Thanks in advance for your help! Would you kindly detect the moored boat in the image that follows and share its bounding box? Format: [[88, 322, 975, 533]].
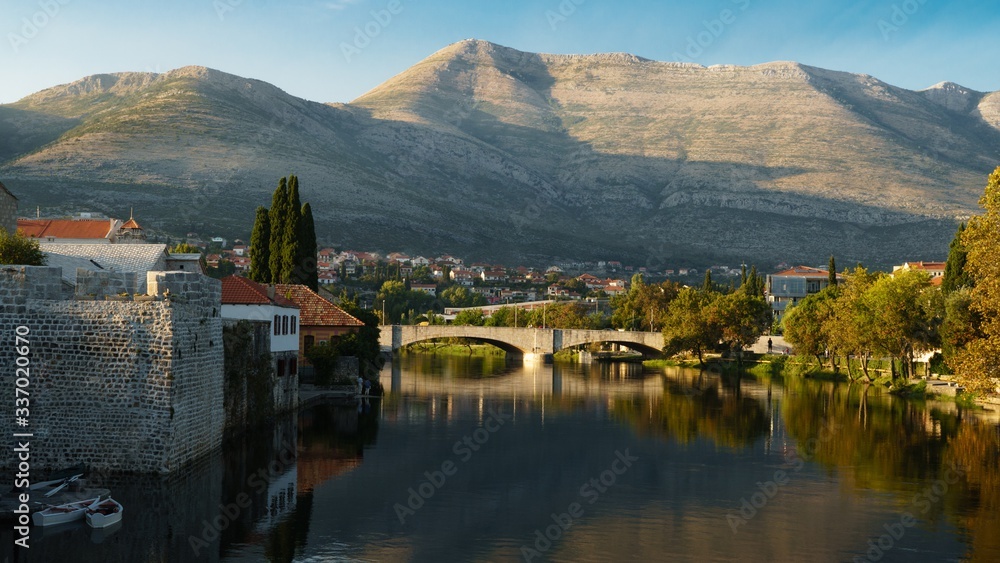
[[32, 497, 100, 527], [85, 498, 123, 529]]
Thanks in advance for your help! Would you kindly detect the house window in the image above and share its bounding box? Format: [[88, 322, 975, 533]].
[[291, 316, 297, 335], [273, 315, 280, 336], [305, 335, 315, 352], [283, 315, 289, 335], [277, 359, 285, 377], [290, 358, 297, 376]]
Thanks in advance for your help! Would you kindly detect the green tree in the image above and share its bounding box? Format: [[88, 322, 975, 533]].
[[863, 271, 940, 379], [828, 256, 838, 287], [336, 293, 383, 377], [712, 290, 771, 367], [268, 177, 289, 283], [454, 309, 487, 326], [440, 285, 487, 308], [941, 287, 977, 369], [297, 202, 318, 290], [702, 270, 714, 292], [281, 175, 302, 285], [781, 286, 839, 368], [662, 288, 721, 365], [170, 242, 200, 254], [954, 166, 1000, 392], [827, 267, 880, 381], [942, 223, 971, 294], [485, 306, 518, 327], [248, 206, 271, 283], [0, 230, 46, 265], [610, 274, 679, 331]]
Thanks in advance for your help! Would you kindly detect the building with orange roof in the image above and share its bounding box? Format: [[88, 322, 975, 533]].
[[18, 217, 121, 243], [221, 276, 302, 410], [892, 261, 946, 286], [273, 283, 364, 372]]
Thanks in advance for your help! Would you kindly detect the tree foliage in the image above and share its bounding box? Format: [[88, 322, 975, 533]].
[[610, 274, 680, 331], [713, 290, 771, 365], [268, 177, 289, 283], [781, 286, 838, 366], [297, 202, 318, 290], [942, 223, 971, 294], [440, 285, 487, 308], [0, 230, 46, 266], [281, 175, 303, 285], [954, 166, 1000, 392], [249, 206, 271, 283], [662, 287, 721, 364]]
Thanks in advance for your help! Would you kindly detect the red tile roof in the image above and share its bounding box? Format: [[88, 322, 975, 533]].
[[273, 284, 364, 327], [18, 219, 114, 240], [221, 276, 297, 307], [120, 218, 142, 230]]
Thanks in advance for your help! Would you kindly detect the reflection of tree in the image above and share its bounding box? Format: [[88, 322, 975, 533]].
[[947, 421, 1000, 560], [611, 378, 770, 449], [781, 379, 958, 491]]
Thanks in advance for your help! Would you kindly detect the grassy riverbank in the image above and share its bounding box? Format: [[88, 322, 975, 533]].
[[402, 343, 506, 356]]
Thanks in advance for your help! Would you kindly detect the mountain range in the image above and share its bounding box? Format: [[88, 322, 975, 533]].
[[2, 39, 999, 268]]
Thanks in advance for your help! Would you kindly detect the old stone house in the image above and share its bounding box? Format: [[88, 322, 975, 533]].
[[272, 284, 364, 370]]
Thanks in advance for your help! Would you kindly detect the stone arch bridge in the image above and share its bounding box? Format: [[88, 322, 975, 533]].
[[379, 325, 664, 361]]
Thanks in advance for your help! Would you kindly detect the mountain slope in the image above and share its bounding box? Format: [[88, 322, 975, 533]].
[[3, 40, 1000, 267]]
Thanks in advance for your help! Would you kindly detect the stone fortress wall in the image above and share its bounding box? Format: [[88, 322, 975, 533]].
[[0, 266, 225, 474]]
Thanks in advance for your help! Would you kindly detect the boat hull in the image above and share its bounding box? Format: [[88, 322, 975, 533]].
[[85, 499, 123, 529], [32, 497, 100, 527]]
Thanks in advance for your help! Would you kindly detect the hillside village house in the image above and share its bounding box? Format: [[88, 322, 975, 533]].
[[892, 261, 946, 286], [766, 265, 841, 321], [220, 276, 301, 378], [273, 284, 364, 372], [0, 180, 17, 234], [18, 210, 150, 244]]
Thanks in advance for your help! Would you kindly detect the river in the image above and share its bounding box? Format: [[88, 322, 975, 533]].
[[6, 354, 1000, 562]]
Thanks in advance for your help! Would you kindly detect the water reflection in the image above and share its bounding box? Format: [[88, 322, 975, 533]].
[[4, 356, 998, 562]]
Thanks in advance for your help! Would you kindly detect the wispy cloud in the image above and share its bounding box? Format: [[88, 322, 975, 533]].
[[322, 0, 364, 11]]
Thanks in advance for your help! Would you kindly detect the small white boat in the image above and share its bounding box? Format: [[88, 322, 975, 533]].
[[32, 496, 100, 527], [85, 498, 123, 528]]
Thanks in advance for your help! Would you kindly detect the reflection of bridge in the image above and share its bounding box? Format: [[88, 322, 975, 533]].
[[379, 325, 664, 361]]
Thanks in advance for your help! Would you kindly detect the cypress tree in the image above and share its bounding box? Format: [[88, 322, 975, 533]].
[[268, 177, 289, 283], [703, 270, 714, 292], [282, 175, 302, 284], [828, 255, 838, 287], [942, 223, 971, 294], [298, 202, 318, 290], [249, 206, 271, 283]]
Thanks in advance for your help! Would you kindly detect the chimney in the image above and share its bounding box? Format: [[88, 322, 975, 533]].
[[267, 285, 276, 301]]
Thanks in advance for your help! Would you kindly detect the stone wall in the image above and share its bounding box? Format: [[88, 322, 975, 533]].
[[0, 267, 224, 474]]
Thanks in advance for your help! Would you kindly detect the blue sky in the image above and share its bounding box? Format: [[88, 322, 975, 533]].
[[2, 0, 998, 104]]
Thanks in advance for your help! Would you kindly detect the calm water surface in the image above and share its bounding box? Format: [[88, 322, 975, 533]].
[[8, 354, 1000, 562]]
